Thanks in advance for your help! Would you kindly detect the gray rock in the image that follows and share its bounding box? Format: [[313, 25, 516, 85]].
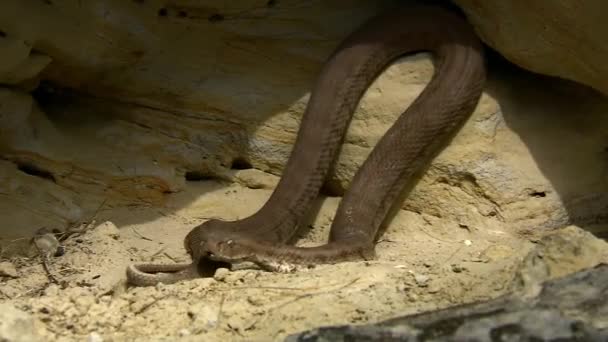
[[0, 304, 47, 342], [286, 264, 608, 341], [0, 261, 18, 278]]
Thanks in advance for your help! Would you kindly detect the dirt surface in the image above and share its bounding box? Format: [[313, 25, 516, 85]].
[[0, 177, 555, 341]]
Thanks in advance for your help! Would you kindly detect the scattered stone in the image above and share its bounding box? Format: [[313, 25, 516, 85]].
[[451, 264, 466, 273], [478, 244, 515, 262], [188, 303, 219, 330], [0, 261, 18, 278], [513, 225, 608, 295], [469, 257, 489, 263], [427, 285, 440, 294], [87, 332, 103, 342], [227, 169, 279, 190], [283, 229, 608, 341], [33, 230, 59, 258], [413, 274, 429, 287], [213, 268, 230, 282], [247, 294, 265, 306], [95, 221, 121, 239], [286, 264, 608, 341], [43, 284, 60, 297], [0, 303, 47, 342]]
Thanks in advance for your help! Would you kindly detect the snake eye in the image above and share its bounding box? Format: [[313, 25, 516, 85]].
[[226, 239, 234, 246]]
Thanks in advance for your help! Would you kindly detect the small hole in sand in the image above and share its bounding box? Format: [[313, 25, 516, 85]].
[[185, 171, 214, 181], [208, 13, 224, 22], [230, 157, 253, 170], [529, 191, 546, 198], [17, 162, 56, 183]]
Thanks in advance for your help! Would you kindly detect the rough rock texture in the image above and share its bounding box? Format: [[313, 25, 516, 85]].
[[1, 216, 606, 340], [286, 227, 608, 341], [0, 303, 48, 342], [285, 264, 608, 342], [454, 1, 608, 96]]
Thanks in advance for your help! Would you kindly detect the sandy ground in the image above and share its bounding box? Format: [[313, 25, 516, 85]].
[[1, 177, 604, 341]]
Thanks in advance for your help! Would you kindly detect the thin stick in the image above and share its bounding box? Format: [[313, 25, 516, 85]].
[[272, 277, 360, 311], [41, 256, 59, 284], [217, 293, 226, 328], [132, 227, 154, 241], [419, 225, 460, 244], [134, 294, 170, 315], [247, 277, 360, 329], [162, 252, 179, 263], [150, 246, 167, 258]]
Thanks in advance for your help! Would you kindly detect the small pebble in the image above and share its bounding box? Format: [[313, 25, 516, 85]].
[[397, 279, 414, 292], [43, 284, 60, 296], [427, 285, 440, 294], [34, 232, 59, 257], [96, 221, 120, 239], [470, 257, 488, 263], [414, 274, 430, 287], [451, 264, 466, 273], [99, 295, 112, 304], [463, 239, 472, 246], [213, 268, 230, 282], [0, 261, 18, 278], [88, 332, 103, 342], [54, 245, 66, 257], [155, 282, 167, 291], [247, 295, 265, 306]]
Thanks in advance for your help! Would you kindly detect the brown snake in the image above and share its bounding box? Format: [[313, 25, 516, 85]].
[[127, 4, 486, 286]]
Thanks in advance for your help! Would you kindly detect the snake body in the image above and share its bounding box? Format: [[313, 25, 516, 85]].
[[127, 4, 486, 286]]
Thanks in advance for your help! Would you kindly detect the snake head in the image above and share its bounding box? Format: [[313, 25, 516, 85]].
[[204, 235, 264, 263], [184, 219, 256, 263], [206, 238, 246, 260]]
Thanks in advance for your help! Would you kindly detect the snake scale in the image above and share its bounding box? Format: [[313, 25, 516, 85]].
[[127, 4, 486, 286]]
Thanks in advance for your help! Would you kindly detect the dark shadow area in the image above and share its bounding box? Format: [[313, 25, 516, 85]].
[[230, 157, 253, 170], [14, 0, 405, 237], [15, 161, 56, 183], [483, 48, 608, 238], [184, 171, 215, 182]]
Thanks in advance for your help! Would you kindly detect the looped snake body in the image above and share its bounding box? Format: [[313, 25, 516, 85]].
[[127, 4, 486, 286]]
